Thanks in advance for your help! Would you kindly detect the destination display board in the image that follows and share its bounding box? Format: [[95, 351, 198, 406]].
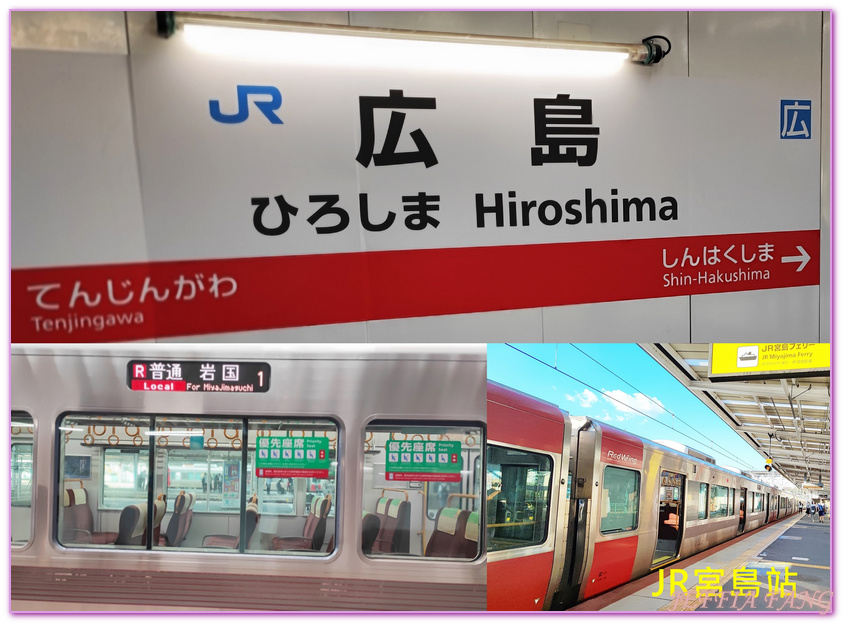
[[127, 360, 270, 392]]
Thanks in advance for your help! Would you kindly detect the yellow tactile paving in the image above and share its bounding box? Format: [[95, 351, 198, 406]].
[[658, 515, 804, 611]]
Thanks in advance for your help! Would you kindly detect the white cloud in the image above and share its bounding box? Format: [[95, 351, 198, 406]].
[[603, 389, 665, 417], [565, 388, 599, 409]]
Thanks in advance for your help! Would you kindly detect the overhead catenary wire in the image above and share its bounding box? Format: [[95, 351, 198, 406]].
[[505, 344, 759, 472], [571, 343, 758, 470]]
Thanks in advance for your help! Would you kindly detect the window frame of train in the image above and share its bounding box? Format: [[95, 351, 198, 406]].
[[754, 490, 764, 513], [709, 484, 730, 519], [246, 417, 338, 556], [364, 420, 484, 561], [11, 411, 35, 546], [54, 412, 339, 556], [486, 443, 552, 553], [600, 465, 641, 534], [698, 482, 709, 520]]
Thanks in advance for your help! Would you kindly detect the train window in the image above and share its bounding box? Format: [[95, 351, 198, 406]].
[[600, 466, 640, 534], [57, 414, 152, 549], [11, 443, 33, 506], [246, 419, 337, 556], [363, 423, 483, 560], [11, 413, 34, 545], [729, 488, 735, 516], [150, 417, 247, 518], [754, 492, 764, 513], [709, 485, 729, 518], [102, 447, 151, 509], [698, 483, 709, 519], [487, 444, 551, 553]]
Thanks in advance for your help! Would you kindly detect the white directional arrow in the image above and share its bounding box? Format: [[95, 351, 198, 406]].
[[781, 245, 811, 272]]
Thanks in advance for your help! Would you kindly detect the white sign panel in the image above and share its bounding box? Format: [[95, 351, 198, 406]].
[[11, 24, 820, 341]]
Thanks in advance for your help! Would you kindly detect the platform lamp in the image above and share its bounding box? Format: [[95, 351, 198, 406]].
[[155, 11, 671, 73], [764, 433, 773, 472]]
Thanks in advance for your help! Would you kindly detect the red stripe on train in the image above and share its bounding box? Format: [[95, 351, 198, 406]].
[[488, 551, 554, 611], [488, 383, 565, 455], [583, 536, 639, 600], [601, 426, 644, 468]]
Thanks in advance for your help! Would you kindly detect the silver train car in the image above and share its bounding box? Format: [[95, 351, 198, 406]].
[[11, 344, 487, 611]]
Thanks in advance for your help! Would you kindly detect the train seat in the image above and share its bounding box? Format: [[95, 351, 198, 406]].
[[151, 497, 167, 545], [424, 507, 469, 558], [457, 511, 479, 559], [62, 487, 118, 545], [115, 503, 149, 546], [202, 496, 260, 549], [372, 497, 410, 554], [161, 491, 195, 547], [361, 511, 381, 555], [325, 510, 380, 554], [272, 495, 331, 551]]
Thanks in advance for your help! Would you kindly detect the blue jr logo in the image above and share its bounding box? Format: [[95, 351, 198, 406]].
[[210, 86, 283, 124]]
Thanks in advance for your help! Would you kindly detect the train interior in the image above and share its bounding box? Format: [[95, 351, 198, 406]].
[[12, 413, 483, 560], [362, 424, 483, 558], [653, 471, 684, 566]]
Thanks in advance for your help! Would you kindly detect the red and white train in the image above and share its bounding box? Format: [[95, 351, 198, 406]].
[[487, 381, 798, 611]]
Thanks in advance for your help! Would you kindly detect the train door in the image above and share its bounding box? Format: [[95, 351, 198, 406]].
[[568, 421, 645, 605], [738, 488, 747, 534], [487, 382, 570, 611], [653, 471, 684, 567], [556, 420, 594, 609], [765, 493, 770, 524]]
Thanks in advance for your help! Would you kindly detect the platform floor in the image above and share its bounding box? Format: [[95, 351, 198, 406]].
[[570, 512, 831, 613]]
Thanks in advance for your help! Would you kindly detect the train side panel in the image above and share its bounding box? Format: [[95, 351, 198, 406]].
[[580, 425, 645, 600], [486, 382, 570, 611]]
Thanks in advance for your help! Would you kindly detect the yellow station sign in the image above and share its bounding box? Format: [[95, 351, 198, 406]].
[[709, 343, 830, 380]]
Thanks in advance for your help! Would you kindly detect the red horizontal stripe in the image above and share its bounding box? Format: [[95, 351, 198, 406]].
[[12, 230, 820, 342], [130, 380, 187, 392]]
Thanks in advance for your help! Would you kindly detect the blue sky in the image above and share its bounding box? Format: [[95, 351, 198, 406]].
[[488, 343, 767, 472]]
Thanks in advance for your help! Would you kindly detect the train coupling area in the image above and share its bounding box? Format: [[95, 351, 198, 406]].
[[570, 513, 831, 613]]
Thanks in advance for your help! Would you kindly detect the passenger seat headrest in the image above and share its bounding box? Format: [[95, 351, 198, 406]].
[[125, 504, 148, 539], [436, 507, 462, 535], [465, 511, 479, 542], [387, 499, 403, 519], [153, 499, 167, 526], [73, 488, 87, 505], [376, 498, 389, 514]]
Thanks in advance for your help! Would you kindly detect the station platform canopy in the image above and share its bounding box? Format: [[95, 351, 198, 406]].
[[642, 344, 830, 499]]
